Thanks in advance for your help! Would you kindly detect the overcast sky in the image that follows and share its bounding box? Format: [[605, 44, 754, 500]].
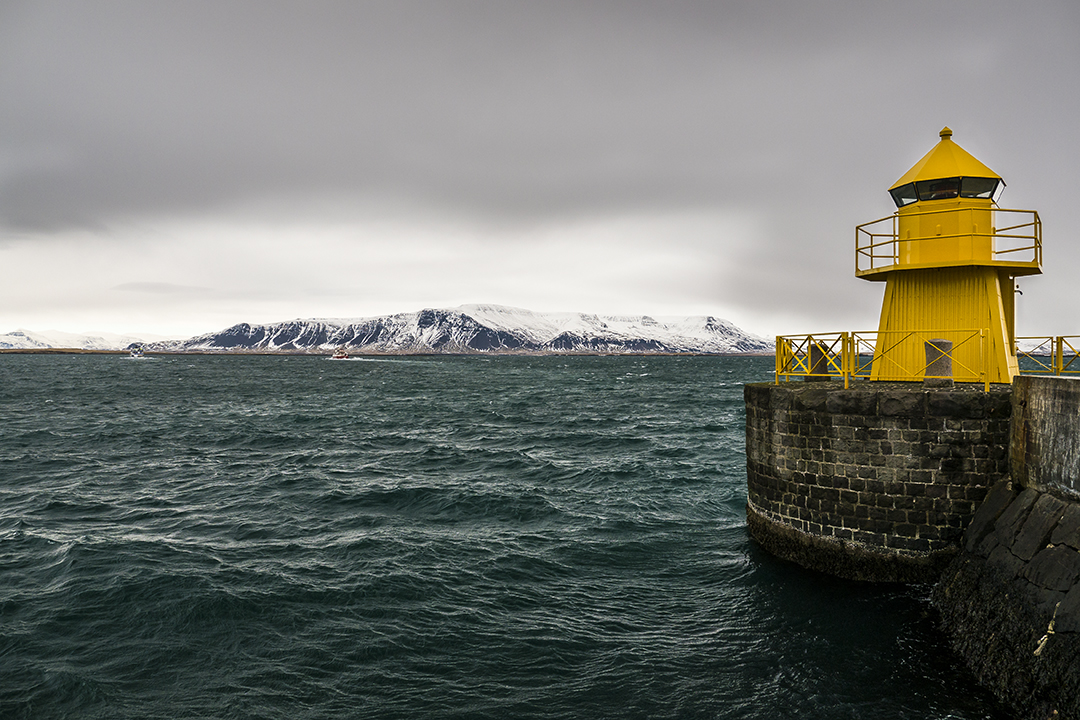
[[2, 0, 1078, 338]]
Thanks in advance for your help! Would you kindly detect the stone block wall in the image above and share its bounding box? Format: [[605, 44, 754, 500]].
[[1011, 375, 1080, 500], [745, 380, 1012, 582]]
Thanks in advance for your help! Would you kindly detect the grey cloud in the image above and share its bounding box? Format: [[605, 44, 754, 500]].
[[2, 0, 1078, 335], [4, 0, 1067, 231], [112, 282, 209, 295]]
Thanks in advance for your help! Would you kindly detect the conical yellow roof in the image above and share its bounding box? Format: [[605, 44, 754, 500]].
[[889, 127, 1001, 190]]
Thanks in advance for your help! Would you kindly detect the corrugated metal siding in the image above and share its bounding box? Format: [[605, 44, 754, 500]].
[[872, 267, 1014, 383]]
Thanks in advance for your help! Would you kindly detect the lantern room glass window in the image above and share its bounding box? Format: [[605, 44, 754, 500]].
[[891, 177, 1004, 207], [916, 177, 960, 201], [890, 183, 918, 207], [960, 177, 999, 199]]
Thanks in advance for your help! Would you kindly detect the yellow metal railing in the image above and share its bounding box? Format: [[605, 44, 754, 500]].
[[775, 332, 848, 382], [857, 329, 987, 387], [855, 207, 1041, 275], [776, 329, 990, 390], [1015, 336, 1080, 375]]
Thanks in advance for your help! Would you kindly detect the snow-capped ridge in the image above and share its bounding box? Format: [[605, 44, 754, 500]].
[[0, 329, 176, 350], [145, 304, 772, 355]]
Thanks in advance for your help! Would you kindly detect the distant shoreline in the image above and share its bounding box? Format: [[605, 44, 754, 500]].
[[0, 348, 775, 357]]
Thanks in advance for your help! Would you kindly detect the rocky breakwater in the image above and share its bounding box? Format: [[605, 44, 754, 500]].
[[933, 376, 1080, 720]]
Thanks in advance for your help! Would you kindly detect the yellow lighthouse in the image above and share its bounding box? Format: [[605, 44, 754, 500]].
[[855, 127, 1042, 383]]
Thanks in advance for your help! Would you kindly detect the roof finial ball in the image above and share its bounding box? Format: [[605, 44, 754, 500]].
[[854, 127, 1042, 384]]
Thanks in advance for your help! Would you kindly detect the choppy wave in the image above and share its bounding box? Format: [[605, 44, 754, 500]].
[[0, 355, 1006, 719]]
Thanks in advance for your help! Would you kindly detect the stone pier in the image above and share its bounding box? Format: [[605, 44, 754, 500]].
[[745, 379, 1012, 582]]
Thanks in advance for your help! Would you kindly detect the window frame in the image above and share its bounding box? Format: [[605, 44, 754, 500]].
[[916, 177, 961, 202], [959, 177, 1000, 200], [889, 183, 918, 208]]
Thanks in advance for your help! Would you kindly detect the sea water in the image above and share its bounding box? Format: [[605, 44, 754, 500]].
[[0, 354, 1007, 719]]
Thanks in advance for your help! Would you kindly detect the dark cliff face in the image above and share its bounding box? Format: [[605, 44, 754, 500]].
[[212, 324, 268, 348], [466, 327, 524, 351], [544, 332, 582, 351], [542, 333, 669, 353], [338, 321, 390, 346], [416, 309, 447, 330], [272, 322, 332, 349], [620, 338, 669, 352]]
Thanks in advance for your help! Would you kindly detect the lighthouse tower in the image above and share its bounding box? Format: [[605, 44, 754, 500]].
[[855, 127, 1042, 383]]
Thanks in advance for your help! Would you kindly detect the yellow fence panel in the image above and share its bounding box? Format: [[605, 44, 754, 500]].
[[1016, 336, 1080, 375], [775, 333, 849, 386], [856, 329, 986, 385]]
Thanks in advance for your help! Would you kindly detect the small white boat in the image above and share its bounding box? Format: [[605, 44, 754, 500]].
[[330, 347, 349, 359], [129, 346, 145, 359]]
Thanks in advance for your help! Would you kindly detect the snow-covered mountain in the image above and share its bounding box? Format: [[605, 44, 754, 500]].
[[144, 304, 773, 355], [0, 329, 174, 351]]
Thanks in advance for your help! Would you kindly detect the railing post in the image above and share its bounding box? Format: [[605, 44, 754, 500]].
[[892, 213, 899, 265], [843, 332, 851, 389], [854, 228, 859, 275], [1056, 336, 1063, 376], [775, 336, 781, 384]]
